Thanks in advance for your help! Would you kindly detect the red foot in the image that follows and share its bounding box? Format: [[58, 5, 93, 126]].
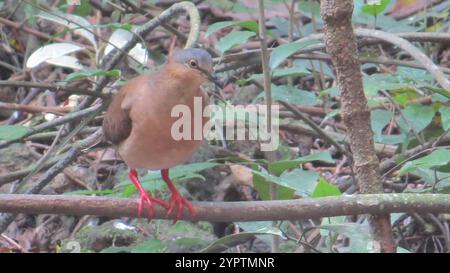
[[161, 169, 196, 223], [129, 169, 169, 220]]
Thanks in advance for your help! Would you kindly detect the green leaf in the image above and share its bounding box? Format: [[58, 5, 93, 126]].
[[371, 109, 393, 142], [268, 151, 334, 176], [205, 20, 259, 37], [311, 178, 341, 198], [130, 239, 167, 253], [158, 162, 219, 179], [253, 168, 322, 199], [66, 69, 121, 82], [439, 106, 450, 131], [253, 170, 295, 200], [361, 0, 391, 16], [272, 67, 310, 78], [59, 0, 92, 16], [0, 125, 30, 141], [237, 221, 273, 246], [268, 84, 318, 107], [101, 239, 166, 253], [298, 1, 323, 23], [269, 40, 320, 69], [408, 168, 450, 187], [319, 223, 373, 253], [215, 30, 256, 53], [400, 104, 435, 133], [399, 149, 450, 176], [117, 162, 219, 196], [362, 73, 411, 96], [240, 67, 310, 85], [282, 169, 319, 197], [200, 227, 284, 253]]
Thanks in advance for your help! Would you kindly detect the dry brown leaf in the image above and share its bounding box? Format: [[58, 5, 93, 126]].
[[229, 164, 253, 187]]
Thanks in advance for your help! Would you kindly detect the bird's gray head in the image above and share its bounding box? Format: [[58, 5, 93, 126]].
[[171, 48, 213, 74], [170, 48, 222, 88]]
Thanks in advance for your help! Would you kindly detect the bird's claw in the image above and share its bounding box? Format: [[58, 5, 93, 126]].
[[166, 192, 196, 224], [137, 192, 169, 221], [137, 192, 154, 219]]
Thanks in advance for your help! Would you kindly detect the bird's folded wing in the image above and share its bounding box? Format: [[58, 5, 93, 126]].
[[103, 87, 132, 145]]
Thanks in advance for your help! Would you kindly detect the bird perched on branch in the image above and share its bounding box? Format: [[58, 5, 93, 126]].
[[103, 48, 221, 222]]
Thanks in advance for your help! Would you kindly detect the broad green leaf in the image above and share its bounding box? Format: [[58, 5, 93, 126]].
[[237, 221, 273, 246], [392, 90, 418, 106], [173, 237, 209, 247], [298, 1, 323, 23], [311, 178, 341, 198], [101, 239, 166, 253], [371, 109, 393, 142], [139, 163, 219, 184], [282, 169, 319, 197], [400, 104, 435, 133], [158, 162, 219, 179], [271, 67, 310, 78], [319, 223, 373, 253], [361, 0, 391, 16], [215, 30, 256, 53], [269, 40, 320, 69], [59, 0, 92, 16], [294, 59, 334, 77], [239, 67, 310, 85], [130, 239, 166, 253], [257, 84, 317, 107], [439, 106, 450, 131], [66, 69, 121, 82], [408, 168, 450, 188], [200, 227, 283, 253], [363, 73, 411, 96], [268, 151, 334, 176], [205, 20, 259, 37], [253, 171, 295, 200], [396, 67, 434, 84], [252, 168, 321, 199], [0, 125, 30, 140], [399, 149, 450, 176]]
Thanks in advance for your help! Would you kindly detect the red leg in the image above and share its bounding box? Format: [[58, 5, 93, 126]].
[[128, 169, 169, 220], [161, 168, 196, 223]]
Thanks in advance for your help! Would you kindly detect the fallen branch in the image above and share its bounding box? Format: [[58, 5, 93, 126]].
[[0, 193, 449, 222]]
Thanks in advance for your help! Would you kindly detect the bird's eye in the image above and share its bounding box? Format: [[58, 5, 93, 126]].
[[188, 59, 198, 68]]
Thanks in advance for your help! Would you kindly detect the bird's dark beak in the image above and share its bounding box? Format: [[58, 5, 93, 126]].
[[197, 67, 223, 89], [208, 73, 224, 89]]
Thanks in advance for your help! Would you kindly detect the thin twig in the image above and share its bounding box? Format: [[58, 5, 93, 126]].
[[0, 102, 71, 115], [0, 80, 107, 99], [279, 100, 350, 158], [257, 0, 278, 253]]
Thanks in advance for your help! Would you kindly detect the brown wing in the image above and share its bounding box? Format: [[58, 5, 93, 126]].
[[102, 88, 132, 145]]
